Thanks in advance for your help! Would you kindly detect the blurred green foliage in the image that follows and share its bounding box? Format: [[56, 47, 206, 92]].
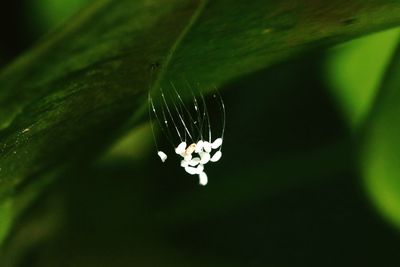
[[325, 27, 400, 229], [361, 43, 400, 230], [325, 27, 400, 128]]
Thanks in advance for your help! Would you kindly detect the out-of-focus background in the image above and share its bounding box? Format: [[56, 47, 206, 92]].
[[1, 1, 400, 266]]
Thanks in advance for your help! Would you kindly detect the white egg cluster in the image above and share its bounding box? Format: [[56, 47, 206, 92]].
[[148, 81, 225, 186], [172, 138, 222, 186]]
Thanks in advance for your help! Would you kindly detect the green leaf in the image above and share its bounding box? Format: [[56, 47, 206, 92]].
[[361, 43, 400, 229], [1, 0, 400, 243], [325, 27, 400, 129], [161, 1, 400, 89]]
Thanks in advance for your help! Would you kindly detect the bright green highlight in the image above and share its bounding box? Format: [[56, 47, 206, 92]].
[[325, 27, 400, 128], [362, 111, 400, 229]]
